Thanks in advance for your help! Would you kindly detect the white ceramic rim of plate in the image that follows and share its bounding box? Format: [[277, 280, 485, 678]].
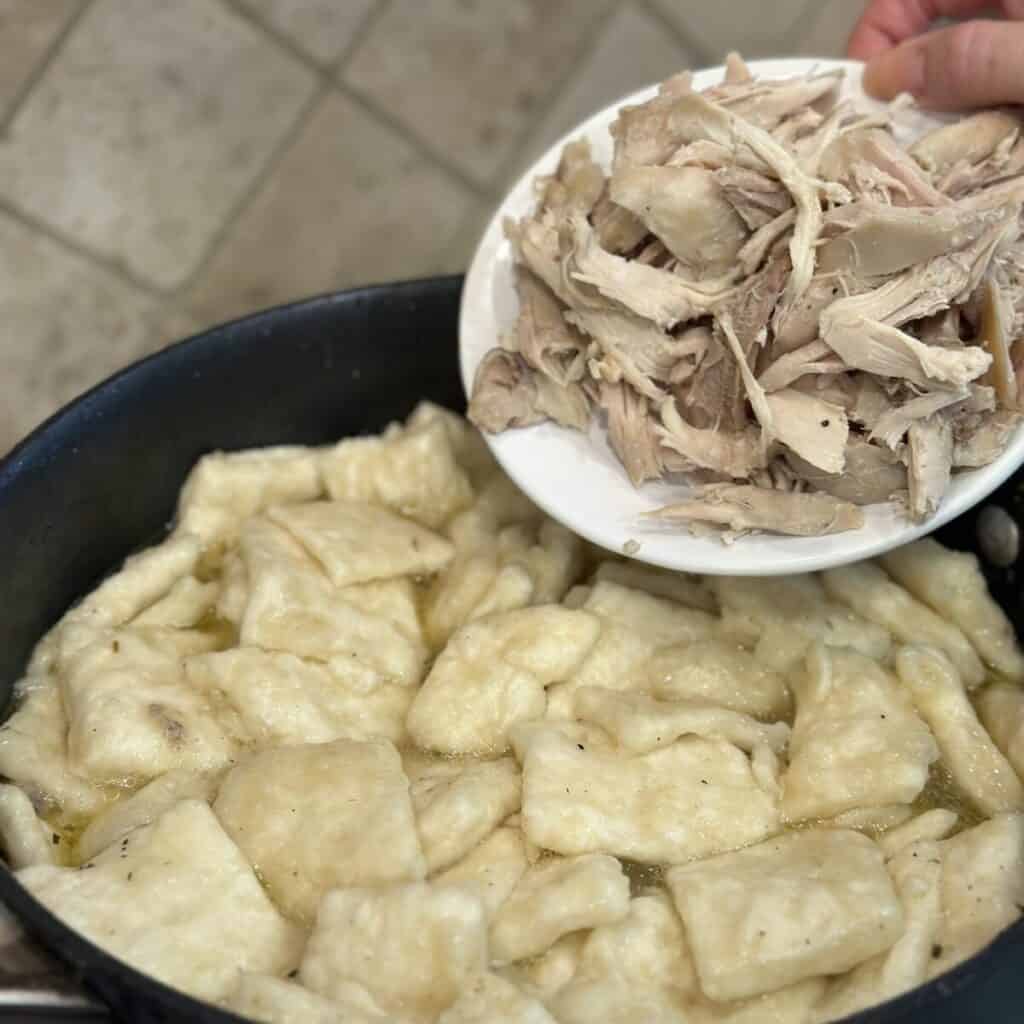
[[459, 57, 1024, 576]]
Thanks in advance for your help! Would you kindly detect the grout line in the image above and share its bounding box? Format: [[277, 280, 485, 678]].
[[0, 0, 97, 136], [219, 0, 327, 74], [169, 77, 331, 298], [484, 0, 623, 199], [333, 0, 394, 78], [335, 79, 490, 201], [637, 0, 715, 65], [0, 197, 160, 296]]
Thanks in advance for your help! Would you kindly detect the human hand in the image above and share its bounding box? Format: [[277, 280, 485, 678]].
[[848, 1, 1024, 109]]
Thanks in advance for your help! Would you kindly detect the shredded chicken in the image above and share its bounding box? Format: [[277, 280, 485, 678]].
[[470, 60, 1024, 541]]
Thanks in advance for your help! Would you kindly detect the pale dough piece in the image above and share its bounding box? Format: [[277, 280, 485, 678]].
[[879, 809, 959, 859], [591, 560, 717, 613], [407, 606, 600, 755], [300, 882, 488, 1023], [498, 933, 586, 1002], [822, 805, 914, 833], [546, 580, 715, 718], [515, 725, 779, 864], [0, 684, 107, 822], [214, 739, 425, 924], [498, 520, 585, 605], [552, 890, 698, 1024], [341, 577, 425, 647], [781, 646, 937, 822], [490, 853, 630, 963], [437, 972, 557, 1024], [0, 784, 58, 868], [17, 800, 304, 1002], [320, 418, 474, 529], [881, 539, 1024, 681], [446, 475, 542, 553], [237, 518, 427, 686], [574, 687, 790, 754], [76, 767, 220, 863], [217, 549, 248, 626], [409, 757, 521, 873], [66, 534, 202, 630], [226, 972, 401, 1024], [59, 627, 238, 784], [268, 499, 453, 587], [175, 445, 322, 550], [666, 829, 903, 1002], [896, 646, 1024, 815], [714, 573, 891, 672], [434, 827, 530, 918], [690, 978, 827, 1024], [185, 647, 413, 748], [930, 813, 1024, 977], [405, 400, 498, 488], [977, 683, 1024, 781], [822, 562, 985, 687], [816, 839, 944, 1021], [645, 640, 792, 720], [132, 576, 219, 629]]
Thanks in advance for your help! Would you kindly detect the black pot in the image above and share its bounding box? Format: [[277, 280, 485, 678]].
[[0, 276, 1021, 1023]]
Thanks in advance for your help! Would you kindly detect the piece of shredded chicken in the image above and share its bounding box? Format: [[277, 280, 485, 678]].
[[469, 54, 1024, 541]]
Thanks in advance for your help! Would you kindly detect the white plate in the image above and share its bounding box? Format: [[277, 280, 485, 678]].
[[459, 57, 1024, 576]]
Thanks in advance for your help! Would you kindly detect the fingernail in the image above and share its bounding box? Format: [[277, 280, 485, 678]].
[[864, 42, 926, 99]]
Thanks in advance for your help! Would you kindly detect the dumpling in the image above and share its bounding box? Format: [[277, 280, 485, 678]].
[[666, 829, 903, 1002], [438, 972, 556, 1024], [433, 827, 530, 919], [407, 606, 600, 755], [781, 645, 937, 822], [214, 740, 425, 924], [17, 800, 303, 1002], [0, 784, 59, 868]]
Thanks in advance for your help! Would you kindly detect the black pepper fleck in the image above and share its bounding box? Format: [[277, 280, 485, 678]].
[[932, 944, 943, 959], [821, 419, 830, 428]]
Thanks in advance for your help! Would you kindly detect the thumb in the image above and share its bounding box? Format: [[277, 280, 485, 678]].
[[863, 19, 1024, 109]]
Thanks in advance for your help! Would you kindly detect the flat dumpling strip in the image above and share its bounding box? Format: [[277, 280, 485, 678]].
[[408, 756, 522, 874], [929, 813, 1024, 978], [58, 627, 237, 785], [17, 800, 304, 1002], [0, 784, 59, 868], [175, 446, 322, 551], [0, 684, 108, 823], [76, 767, 220, 863], [267, 499, 454, 587], [320, 417, 475, 530], [514, 724, 779, 864], [225, 973, 398, 1024], [184, 647, 413, 748], [781, 646, 937, 822], [489, 854, 630, 963], [878, 809, 959, 859], [666, 829, 903, 1002], [977, 683, 1024, 781], [880, 539, 1024, 681], [573, 687, 790, 754], [406, 606, 600, 755], [545, 580, 715, 718], [213, 740, 425, 924], [896, 646, 1024, 815], [438, 971, 557, 1024], [433, 827, 529, 919], [815, 839, 944, 1021], [300, 882, 488, 1024], [237, 518, 428, 686], [822, 562, 985, 687]]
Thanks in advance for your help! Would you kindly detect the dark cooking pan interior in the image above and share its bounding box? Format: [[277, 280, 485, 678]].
[[0, 275, 1021, 1023]]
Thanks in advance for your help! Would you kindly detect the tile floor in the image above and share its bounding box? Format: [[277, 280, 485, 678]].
[[0, 0, 866, 455]]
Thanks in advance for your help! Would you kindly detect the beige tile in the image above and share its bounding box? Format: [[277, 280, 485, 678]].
[[648, 0, 811, 62], [344, 0, 614, 187], [0, 0, 81, 120], [235, 0, 376, 65], [511, 2, 698, 184], [182, 91, 475, 328], [0, 0, 317, 290], [0, 213, 159, 456], [792, 0, 867, 58]]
